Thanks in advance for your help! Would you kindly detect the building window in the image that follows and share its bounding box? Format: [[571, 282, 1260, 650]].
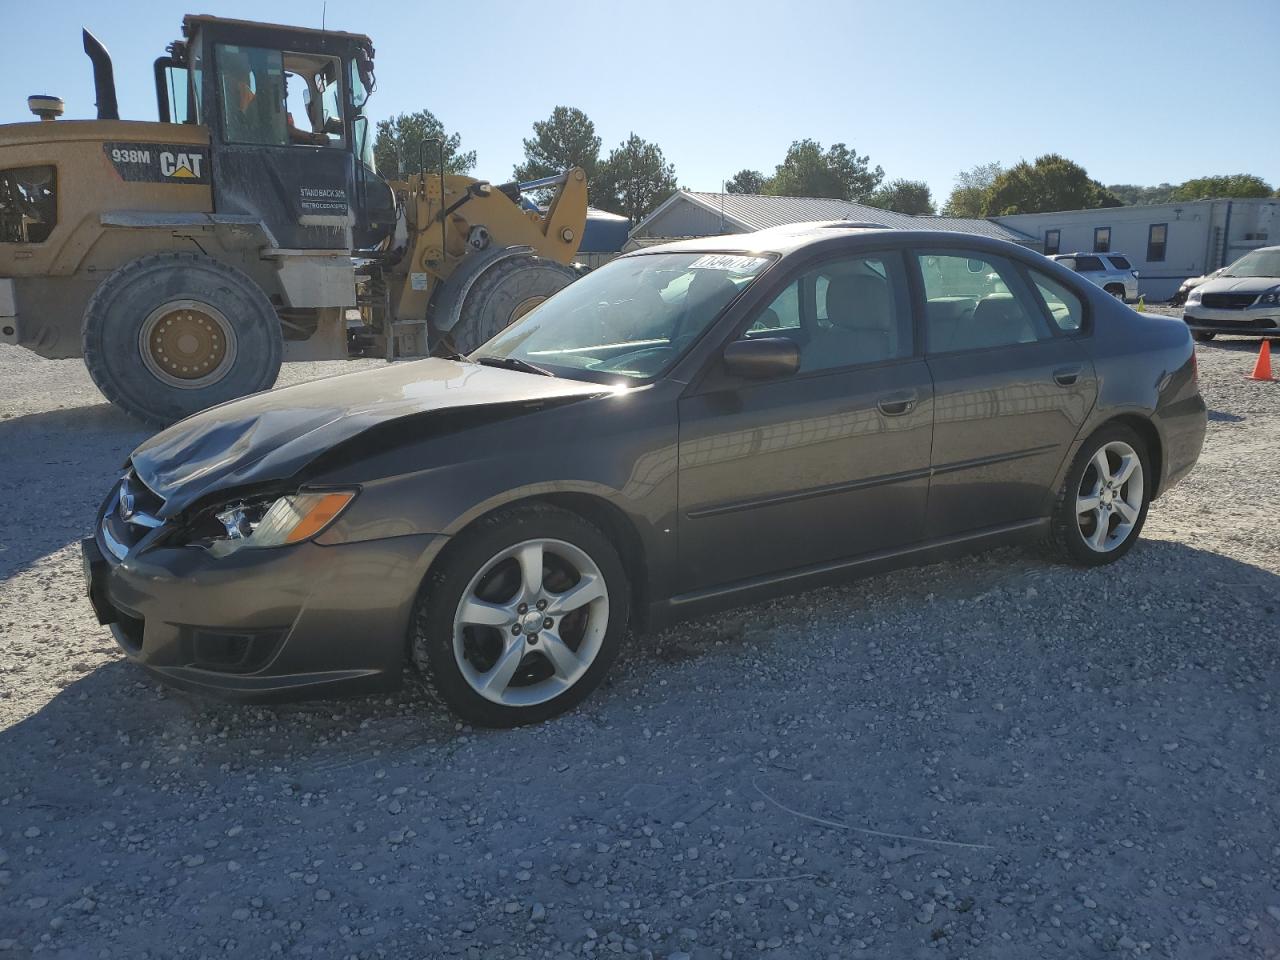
[[1147, 223, 1168, 262], [1093, 227, 1111, 253], [1044, 229, 1060, 255]]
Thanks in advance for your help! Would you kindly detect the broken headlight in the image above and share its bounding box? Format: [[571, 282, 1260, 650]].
[[202, 490, 357, 557]]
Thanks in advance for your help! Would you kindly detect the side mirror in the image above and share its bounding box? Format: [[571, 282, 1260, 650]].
[[722, 337, 800, 380]]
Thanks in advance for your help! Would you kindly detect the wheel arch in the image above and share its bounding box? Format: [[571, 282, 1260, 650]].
[[409, 489, 651, 663], [1087, 413, 1166, 500]]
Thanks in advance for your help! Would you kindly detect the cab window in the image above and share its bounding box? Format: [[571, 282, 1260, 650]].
[[217, 44, 343, 147]]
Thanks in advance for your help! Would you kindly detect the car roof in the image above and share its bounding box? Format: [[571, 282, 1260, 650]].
[[1055, 252, 1130, 259], [623, 221, 1039, 261]]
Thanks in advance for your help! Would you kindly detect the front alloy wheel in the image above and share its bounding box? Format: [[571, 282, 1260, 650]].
[[412, 504, 629, 726], [454, 538, 609, 707]]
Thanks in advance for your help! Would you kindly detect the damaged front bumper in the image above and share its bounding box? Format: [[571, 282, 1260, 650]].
[[82, 477, 447, 702]]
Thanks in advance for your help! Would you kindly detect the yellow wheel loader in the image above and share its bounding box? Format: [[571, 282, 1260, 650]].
[[0, 15, 587, 425]]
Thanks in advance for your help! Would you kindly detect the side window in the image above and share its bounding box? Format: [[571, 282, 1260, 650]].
[[916, 251, 1050, 353], [746, 253, 911, 372], [1044, 229, 1061, 255], [1075, 255, 1104, 272], [1093, 227, 1111, 253], [157, 62, 191, 124], [747, 280, 800, 334], [283, 54, 345, 146], [1029, 269, 1084, 333], [1147, 224, 1167, 262], [1107, 255, 1133, 271], [217, 44, 287, 145]]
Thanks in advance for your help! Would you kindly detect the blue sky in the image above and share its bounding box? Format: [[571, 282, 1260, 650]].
[[4, 0, 1278, 205]]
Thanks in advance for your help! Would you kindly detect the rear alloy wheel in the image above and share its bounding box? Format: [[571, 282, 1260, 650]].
[[412, 504, 629, 726], [1049, 426, 1150, 566]]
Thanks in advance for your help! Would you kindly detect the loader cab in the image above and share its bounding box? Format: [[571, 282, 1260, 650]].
[[156, 15, 395, 251]]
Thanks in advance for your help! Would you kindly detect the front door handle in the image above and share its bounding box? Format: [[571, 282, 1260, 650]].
[[877, 391, 918, 416], [1052, 366, 1082, 387]]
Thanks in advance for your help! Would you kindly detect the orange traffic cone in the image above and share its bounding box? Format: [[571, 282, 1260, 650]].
[[1249, 339, 1274, 381]]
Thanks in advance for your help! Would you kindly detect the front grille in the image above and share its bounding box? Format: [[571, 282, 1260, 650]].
[[1201, 292, 1259, 309], [101, 469, 166, 559]]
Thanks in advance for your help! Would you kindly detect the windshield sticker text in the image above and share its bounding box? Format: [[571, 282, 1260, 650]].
[[687, 254, 769, 274]]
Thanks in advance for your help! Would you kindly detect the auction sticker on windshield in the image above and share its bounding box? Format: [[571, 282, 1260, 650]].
[[687, 254, 770, 274]]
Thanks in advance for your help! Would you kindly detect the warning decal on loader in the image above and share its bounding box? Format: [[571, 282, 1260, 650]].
[[104, 143, 210, 185]]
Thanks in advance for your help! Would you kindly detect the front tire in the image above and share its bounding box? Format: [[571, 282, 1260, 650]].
[[83, 253, 282, 426], [1104, 284, 1127, 301], [1192, 331, 1216, 342], [411, 504, 630, 727], [1049, 425, 1151, 566], [443, 255, 578, 356]]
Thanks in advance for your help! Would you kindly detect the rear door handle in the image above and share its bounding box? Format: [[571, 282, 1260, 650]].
[[877, 391, 918, 416], [1052, 366, 1082, 386]]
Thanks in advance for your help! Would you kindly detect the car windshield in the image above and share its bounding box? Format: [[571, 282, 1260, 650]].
[[1223, 249, 1280, 278], [474, 252, 773, 381]]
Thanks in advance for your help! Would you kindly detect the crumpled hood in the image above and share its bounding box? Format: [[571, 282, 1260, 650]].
[[1198, 276, 1280, 295], [130, 359, 606, 518]]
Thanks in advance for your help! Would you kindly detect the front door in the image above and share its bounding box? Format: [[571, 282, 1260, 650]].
[[913, 249, 1098, 538], [677, 250, 935, 592], [209, 41, 352, 250]]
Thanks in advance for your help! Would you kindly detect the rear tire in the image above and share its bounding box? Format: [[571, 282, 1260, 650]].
[[83, 253, 282, 426], [411, 503, 630, 727], [1048, 424, 1151, 566], [443, 255, 578, 355], [1192, 331, 1216, 342]]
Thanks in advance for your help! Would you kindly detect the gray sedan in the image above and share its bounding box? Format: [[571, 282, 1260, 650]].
[[82, 224, 1207, 726]]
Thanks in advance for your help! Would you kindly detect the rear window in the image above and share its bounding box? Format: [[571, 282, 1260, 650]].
[[1074, 256, 1105, 272], [1028, 268, 1084, 333], [1108, 255, 1133, 271]]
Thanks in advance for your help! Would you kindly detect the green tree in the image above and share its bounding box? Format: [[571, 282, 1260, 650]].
[[941, 161, 1002, 217], [764, 139, 883, 201], [983, 154, 1120, 215], [1173, 174, 1273, 200], [373, 110, 475, 178], [594, 133, 678, 223], [513, 106, 602, 188], [725, 169, 767, 194], [1107, 182, 1177, 205], [865, 178, 936, 216]]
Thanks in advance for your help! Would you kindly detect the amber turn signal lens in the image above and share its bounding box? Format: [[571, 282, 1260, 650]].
[[284, 492, 356, 543]]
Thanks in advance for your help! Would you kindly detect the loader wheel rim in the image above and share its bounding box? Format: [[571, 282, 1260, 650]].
[[138, 300, 237, 389], [510, 296, 547, 323]]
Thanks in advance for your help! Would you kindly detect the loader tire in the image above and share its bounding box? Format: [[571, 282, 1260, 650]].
[[83, 253, 282, 427], [445, 255, 578, 355]]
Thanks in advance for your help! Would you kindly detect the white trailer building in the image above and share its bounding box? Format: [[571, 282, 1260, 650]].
[[994, 198, 1280, 301]]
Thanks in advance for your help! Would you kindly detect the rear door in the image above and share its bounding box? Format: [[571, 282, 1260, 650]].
[[209, 41, 352, 250], [677, 249, 935, 591], [913, 249, 1096, 538]]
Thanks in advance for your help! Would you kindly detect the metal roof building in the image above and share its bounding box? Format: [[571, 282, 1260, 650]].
[[626, 190, 1037, 249]]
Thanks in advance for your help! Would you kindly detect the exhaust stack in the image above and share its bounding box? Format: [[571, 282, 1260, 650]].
[[82, 28, 119, 121]]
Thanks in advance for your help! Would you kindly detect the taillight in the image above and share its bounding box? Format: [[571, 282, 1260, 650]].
[[1190, 351, 1198, 383]]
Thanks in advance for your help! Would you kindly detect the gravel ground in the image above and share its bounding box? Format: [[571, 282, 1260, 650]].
[[1, 323, 1278, 960]]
